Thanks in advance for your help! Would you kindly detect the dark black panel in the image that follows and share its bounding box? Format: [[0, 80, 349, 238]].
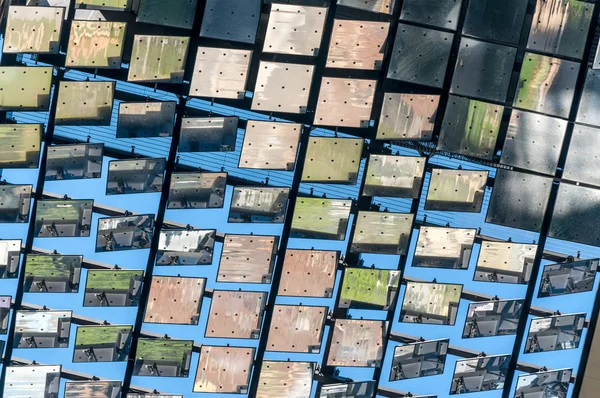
[[462, 0, 528, 44], [549, 183, 600, 246], [200, 0, 261, 44], [400, 0, 461, 31]]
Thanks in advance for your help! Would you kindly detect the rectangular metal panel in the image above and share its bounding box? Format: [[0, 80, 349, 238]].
[[450, 38, 516, 103], [278, 249, 337, 298], [156, 229, 215, 266], [564, 124, 600, 186], [337, 0, 394, 14], [263, 4, 327, 56], [267, 305, 326, 353], [24, 254, 82, 293], [577, 69, 600, 127], [539, 259, 598, 297], [26, 0, 71, 20], [0, 240, 22, 279], [134, 339, 192, 377], [64, 381, 121, 398], [486, 169, 552, 232], [391, 339, 448, 380], [206, 290, 266, 338], [320, 382, 375, 398], [106, 158, 165, 194], [136, 0, 198, 29], [474, 242, 537, 284], [549, 183, 600, 247], [302, 137, 363, 184], [1, 296, 10, 334], [179, 117, 238, 152], [96, 215, 154, 252], [167, 172, 226, 209], [376, 94, 439, 140], [363, 155, 425, 198], [387, 23, 453, 88], [84, 269, 143, 306], [525, 313, 585, 353], [291, 197, 352, 240], [55, 81, 114, 125], [229, 187, 289, 223], [189, 47, 252, 99], [528, 0, 592, 59], [256, 362, 314, 398], [73, 325, 132, 362], [462, 0, 528, 44], [400, 0, 461, 30], [4, 365, 61, 398], [116, 102, 176, 138], [66, 21, 126, 69], [314, 78, 376, 128], [340, 268, 400, 310], [77, 0, 130, 10], [450, 355, 510, 394], [239, 121, 301, 170], [425, 169, 488, 212], [514, 53, 579, 119], [0, 67, 52, 111], [351, 212, 413, 254], [193, 346, 254, 393], [217, 235, 278, 283], [400, 282, 462, 325], [35, 199, 93, 238], [200, 0, 261, 44], [515, 369, 572, 397], [15, 310, 71, 348], [463, 299, 524, 338], [326, 20, 389, 70], [128, 35, 189, 83], [144, 276, 205, 325], [4, 6, 64, 54], [46, 143, 104, 180], [413, 227, 475, 269], [0, 185, 32, 223], [327, 320, 386, 367], [500, 110, 566, 175]]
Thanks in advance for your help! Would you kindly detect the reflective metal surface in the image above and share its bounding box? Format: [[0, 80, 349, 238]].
[[319, 381, 375, 398], [73, 325, 132, 362], [14, 310, 71, 348], [34, 199, 93, 238], [156, 229, 215, 266], [66, 21, 126, 69], [76, 0, 129, 10], [549, 183, 600, 247], [193, 346, 254, 393], [0, 67, 52, 111], [24, 254, 82, 293], [538, 259, 598, 297], [106, 158, 165, 194], [3, 6, 64, 54], [206, 290, 266, 338], [376, 94, 439, 140], [363, 154, 425, 198], [0, 185, 32, 223], [314, 77, 376, 128], [337, 0, 394, 14], [302, 137, 363, 184], [278, 249, 337, 298], [326, 20, 389, 70], [167, 172, 226, 209], [136, 0, 198, 29], [525, 313, 586, 353], [475, 242, 537, 284], [95, 215, 154, 252], [450, 355, 510, 394], [46, 143, 104, 180], [200, 0, 261, 44], [116, 102, 176, 138], [55, 82, 114, 126], [463, 299, 524, 338], [515, 368, 572, 398], [251, 62, 314, 114], [462, 0, 527, 44], [144, 276, 205, 325], [563, 124, 600, 186], [425, 169, 488, 212], [256, 361, 313, 398], [239, 121, 301, 170], [400, 282, 462, 325], [179, 117, 238, 152], [84, 269, 143, 306], [390, 339, 448, 380], [576, 69, 600, 127], [217, 234, 278, 283], [339, 268, 400, 310], [350, 211, 413, 255], [267, 304, 326, 353], [4, 365, 61, 398], [189, 47, 252, 99], [326, 320, 387, 367], [400, 0, 461, 31], [0, 240, 22, 279], [229, 187, 289, 223], [64, 381, 122, 398], [128, 35, 189, 83], [291, 198, 352, 240], [413, 227, 475, 269], [133, 338, 192, 377]]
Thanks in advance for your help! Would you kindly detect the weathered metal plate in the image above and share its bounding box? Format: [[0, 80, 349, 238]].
[[190, 47, 252, 99], [528, 0, 592, 60], [76, 0, 130, 10], [217, 235, 278, 283], [451, 355, 510, 394], [73, 325, 132, 362], [463, 299, 524, 338], [351, 211, 413, 254], [291, 198, 352, 240], [267, 305, 326, 353], [229, 187, 290, 223], [327, 320, 387, 367], [438, 96, 502, 160], [4, 365, 61, 398], [24, 254, 82, 293], [156, 229, 215, 266], [136, 0, 198, 29], [486, 170, 552, 232], [256, 361, 314, 398], [251, 62, 314, 114], [319, 382, 376, 398], [239, 121, 301, 170], [144, 276, 205, 325], [106, 158, 165, 194], [278, 249, 337, 298], [15, 310, 71, 348], [564, 124, 600, 186], [401, 282, 462, 325], [55, 82, 114, 125], [340, 268, 400, 310], [302, 137, 363, 184], [326, 20, 389, 70], [549, 183, 600, 246], [451, 38, 516, 103], [35, 199, 93, 238], [337, 0, 394, 14], [514, 53, 579, 119], [46, 143, 103, 180], [387, 23, 453, 88], [263, 4, 327, 56], [500, 110, 566, 175], [515, 369, 572, 398], [84, 269, 143, 306], [425, 169, 488, 212], [1, 296, 11, 333], [376, 94, 439, 140], [4, 6, 64, 54], [193, 346, 255, 393], [413, 226, 475, 269], [314, 78, 376, 128], [26, 0, 70, 20], [206, 290, 266, 339], [0, 67, 52, 111], [525, 313, 585, 353], [95, 215, 154, 252], [133, 339, 192, 377], [363, 155, 425, 198], [128, 35, 188, 83], [475, 242, 537, 284], [391, 339, 448, 380], [200, 0, 261, 44], [401, 0, 461, 30], [179, 117, 238, 152], [462, 0, 528, 44], [577, 69, 600, 127], [66, 21, 126, 69], [0, 185, 31, 223], [116, 102, 176, 138], [0, 240, 22, 279], [64, 381, 121, 398], [167, 172, 226, 209], [539, 259, 598, 297]]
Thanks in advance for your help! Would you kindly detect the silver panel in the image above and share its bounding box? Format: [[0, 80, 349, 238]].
[[451, 38, 516, 103], [539, 259, 598, 297], [576, 69, 600, 127], [475, 242, 537, 284], [46, 143, 104, 180], [179, 117, 237, 152], [400, 282, 462, 325], [229, 187, 289, 223], [35, 200, 93, 238], [64, 381, 121, 398], [515, 369, 572, 398], [451, 355, 510, 394], [200, 0, 261, 44], [116, 102, 176, 138], [391, 339, 448, 380], [486, 170, 552, 232], [525, 313, 586, 353], [413, 227, 475, 269], [463, 299, 524, 338], [500, 110, 566, 175], [167, 172, 226, 209], [326, 20, 389, 70], [351, 212, 413, 255], [96, 215, 154, 252], [26, 0, 70, 20], [15, 310, 71, 348], [337, 0, 394, 14], [564, 124, 600, 186], [0, 185, 32, 223], [462, 0, 528, 44], [106, 158, 165, 195], [239, 121, 301, 170], [387, 23, 453, 88], [425, 169, 488, 213], [319, 381, 375, 398], [400, 0, 461, 30], [157, 229, 215, 266], [1, 296, 10, 333], [376, 94, 439, 140], [549, 183, 600, 247], [314, 77, 376, 128], [528, 0, 593, 60], [251, 62, 314, 114], [256, 362, 314, 398], [514, 53, 579, 119], [363, 154, 425, 198], [4, 365, 61, 398], [0, 240, 22, 278]]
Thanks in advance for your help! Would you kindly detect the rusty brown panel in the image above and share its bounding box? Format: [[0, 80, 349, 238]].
[[55, 81, 114, 126], [256, 361, 313, 398], [144, 276, 205, 325], [314, 77, 376, 128], [0, 67, 52, 111], [205, 290, 266, 339], [193, 346, 254, 393], [239, 121, 302, 170], [128, 35, 189, 83], [4, 6, 64, 54], [66, 21, 126, 69], [190, 47, 253, 99], [327, 20, 389, 70], [327, 319, 387, 367], [217, 235, 278, 283], [376, 93, 440, 140], [267, 305, 326, 353], [278, 249, 337, 298]]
